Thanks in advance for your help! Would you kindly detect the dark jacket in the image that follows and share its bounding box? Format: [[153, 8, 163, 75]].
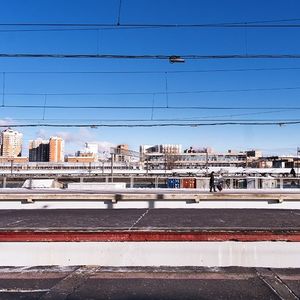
[[209, 173, 215, 186]]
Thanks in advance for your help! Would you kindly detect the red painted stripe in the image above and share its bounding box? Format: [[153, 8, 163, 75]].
[[0, 231, 299, 242]]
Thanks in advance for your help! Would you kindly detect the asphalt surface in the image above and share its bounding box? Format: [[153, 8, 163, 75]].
[[0, 266, 298, 300], [0, 210, 299, 299], [0, 209, 299, 231]]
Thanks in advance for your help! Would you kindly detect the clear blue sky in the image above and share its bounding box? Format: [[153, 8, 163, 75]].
[[1, 0, 300, 155]]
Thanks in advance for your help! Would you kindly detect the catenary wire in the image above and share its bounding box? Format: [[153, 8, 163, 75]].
[[6, 109, 290, 122], [7, 118, 300, 122], [1, 18, 300, 29], [0, 121, 299, 127], [2, 53, 300, 60], [2, 105, 300, 110], [4, 67, 300, 74], [6, 86, 300, 96]]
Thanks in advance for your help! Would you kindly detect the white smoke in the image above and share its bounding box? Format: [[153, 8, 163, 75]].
[[0, 118, 14, 127]]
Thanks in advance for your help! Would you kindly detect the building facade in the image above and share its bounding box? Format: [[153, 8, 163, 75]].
[[49, 137, 64, 162], [1, 128, 23, 157], [142, 151, 247, 170], [66, 156, 97, 163], [140, 144, 182, 155], [29, 139, 50, 162]]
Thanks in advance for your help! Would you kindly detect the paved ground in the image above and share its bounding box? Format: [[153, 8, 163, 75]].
[[0, 266, 298, 300], [0, 209, 299, 231], [0, 210, 299, 298]]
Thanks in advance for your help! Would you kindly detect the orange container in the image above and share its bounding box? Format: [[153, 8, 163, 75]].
[[181, 178, 196, 188]]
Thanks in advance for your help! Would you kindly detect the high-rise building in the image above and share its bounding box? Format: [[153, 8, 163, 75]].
[[29, 139, 50, 162], [49, 137, 64, 162], [1, 128, 23, 157]]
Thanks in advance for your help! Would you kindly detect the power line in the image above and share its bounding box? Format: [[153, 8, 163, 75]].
[[8, 118, 300, 122], [2, 105, 300, 110], [1, 18, 300, 29], [6, 85, 300, 96], [2, 53, 300, 60], [0, 121, 299, 128], [8, 109, 290, 122], [4, 67, 300, 74]]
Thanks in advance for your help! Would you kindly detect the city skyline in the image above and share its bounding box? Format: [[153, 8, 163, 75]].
[[3, 126, 300, 168], [2, 127, 299, 163], [2, 126, 300, 159], [20, 127, 300, 157]]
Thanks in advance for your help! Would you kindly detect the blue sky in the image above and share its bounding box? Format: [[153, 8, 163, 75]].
[[1, 0, 300, 155]]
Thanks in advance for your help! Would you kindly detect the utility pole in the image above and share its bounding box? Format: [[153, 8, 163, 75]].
[[164, 154, 167, 175], [110, 153, 114, 182], [297, 147, 300, 187], [146, 155, 149, 175], [205, 149, 208, 176], [10, 159, 13, 175], [88, 162, 92, 175]]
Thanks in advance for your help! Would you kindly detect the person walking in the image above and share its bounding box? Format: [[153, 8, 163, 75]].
[[209, 171, 216, 192], [217, 174, 224, 191], [290, 168, 296, 178]]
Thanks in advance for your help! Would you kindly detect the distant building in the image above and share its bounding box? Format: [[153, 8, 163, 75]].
[[142, 151, 247, 170], [246, 150, 263, 158], [76, 142, 98, 159], [0, 156, 28, 163], [140, 144, 182, 155], [249, 156, 295, 169], [114, 144, 130, 162], [184, 146, 213, 154], [66, 156, 97, 163], [49, 137, 64, 162], [29, 139, 50, 162], [1, 128, 23, 157]]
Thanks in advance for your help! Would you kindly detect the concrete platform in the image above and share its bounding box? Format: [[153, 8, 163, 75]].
[[0, 208, 299, 242], [1, 188, 300, 202], [0, 209, 299, 267], [0, 266, 298, 300]]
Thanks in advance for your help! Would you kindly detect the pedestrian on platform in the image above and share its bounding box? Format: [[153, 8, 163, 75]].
[[290, 168, 296, 178], [209, 171, 216, 192], [217, 174, 224, 191]]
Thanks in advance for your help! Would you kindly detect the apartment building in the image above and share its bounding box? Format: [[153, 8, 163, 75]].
[[1, 128, 23, 157], [29, 139, 50, 162], [49, 137, 64, 162]]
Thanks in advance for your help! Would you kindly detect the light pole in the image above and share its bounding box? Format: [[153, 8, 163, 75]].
[[297, 147, 300, 187], [10, 158, 14, 175], [205, 149, 208, 176], [110, 153, 114, 182]]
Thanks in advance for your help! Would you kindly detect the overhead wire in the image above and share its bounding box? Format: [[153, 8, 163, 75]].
[[4, 108, 292, 122], [4, 67, 300, 74], [5, 85, 300, 96], [7, 118, 300, 122], [1, 18, 300, 29], [0, 121, 299, 128], [2, 53, 300, 60], [1, 105, 300, 110]]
